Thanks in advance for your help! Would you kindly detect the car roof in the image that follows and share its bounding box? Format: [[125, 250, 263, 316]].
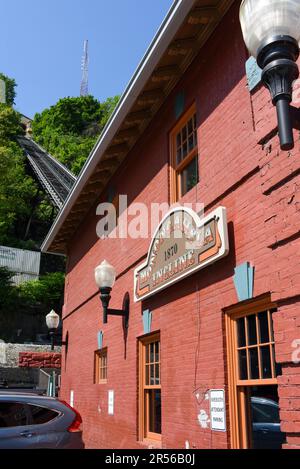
[[251, 396, 278, 406], [0, 391, 56, 400]]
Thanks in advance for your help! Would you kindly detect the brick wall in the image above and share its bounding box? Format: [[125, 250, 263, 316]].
[[59, 0, 300, 449], [19, 352, 61, 369]]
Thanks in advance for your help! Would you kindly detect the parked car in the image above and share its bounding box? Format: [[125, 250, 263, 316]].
[[251, 396, 286, 449], [0, 392, 84, 449]]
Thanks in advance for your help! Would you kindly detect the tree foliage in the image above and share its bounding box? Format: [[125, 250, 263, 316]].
[[0, 268, 65, 343], [0, 144, 37, 243], [17, 272, 65, 313], [32, 95, 119, 175], [0, 73, 17, 106], [0, 100, 49, 248]]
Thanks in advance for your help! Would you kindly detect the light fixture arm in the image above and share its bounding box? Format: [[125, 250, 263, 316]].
[[48, 329, 67, 351], [99, 287, 129, 328], [257, 35, 300, 150]]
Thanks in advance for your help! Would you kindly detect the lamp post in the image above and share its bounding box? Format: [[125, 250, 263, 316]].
[[95, 260, 129, 328], [46, 310, 61, 351], [240, 0, 300, 150]]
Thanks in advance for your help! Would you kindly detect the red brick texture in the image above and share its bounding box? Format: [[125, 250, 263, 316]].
[[59, 2, 300, 449], [19, 352, 61, 369]]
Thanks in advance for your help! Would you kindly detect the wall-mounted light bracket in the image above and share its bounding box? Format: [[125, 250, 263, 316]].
[[257, 35, 300, 151], [48, 329, 67, 351], [99, 287, 129, 329]]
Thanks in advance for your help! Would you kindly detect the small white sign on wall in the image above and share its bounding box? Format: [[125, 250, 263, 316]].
[[210, 389, 226, 432], [108, 390, 114, 415], [70, 390, 74, 408]]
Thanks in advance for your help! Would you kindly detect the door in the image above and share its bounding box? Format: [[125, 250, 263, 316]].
[[0, 401, 33, 449], [225, 296, 286, 449]]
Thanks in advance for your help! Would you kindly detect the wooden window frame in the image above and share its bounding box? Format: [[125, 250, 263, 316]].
[[169, 103, 198, 204], [138, 332, 161, 443], [224, 294, 278, 449], [94, 348, 108, 384]]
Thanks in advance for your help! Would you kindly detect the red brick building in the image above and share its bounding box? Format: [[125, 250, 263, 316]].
[[42, 0, 300, 449]]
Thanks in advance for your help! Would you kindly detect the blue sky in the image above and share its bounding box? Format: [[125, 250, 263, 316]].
[[0, 0, 173, 118]]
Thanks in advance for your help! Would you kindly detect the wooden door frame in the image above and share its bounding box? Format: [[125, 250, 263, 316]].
[[224, 293, 277, 449]]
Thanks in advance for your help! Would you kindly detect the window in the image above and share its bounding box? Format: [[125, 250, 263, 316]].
[[139, 333, 161, 442], [225, 295, 283, 448], [170, 104, 198, 203], [236, 309, 279, 383], [28, 405, 59, 425], [0, 402, 29, 427], [94, 348, 108, 384]]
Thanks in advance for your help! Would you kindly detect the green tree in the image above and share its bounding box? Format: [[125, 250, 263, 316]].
[[0, 73, 17, 106], [0, 103, 24, 142], [32, 94, 119, 175], [0, 267, 18, 310], [17, 272, 65, 313]]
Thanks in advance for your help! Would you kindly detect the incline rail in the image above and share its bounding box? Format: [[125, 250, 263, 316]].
[[18, 137, 77, 209]]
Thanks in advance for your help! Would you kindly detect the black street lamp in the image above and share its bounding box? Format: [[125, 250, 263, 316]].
[[240, 0, 300, 150], [46, 310, 66, 351], [94, 260, 129, 328]]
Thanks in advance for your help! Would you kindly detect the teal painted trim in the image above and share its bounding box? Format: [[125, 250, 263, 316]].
[[143, 309, 152, 334], [97, 330, 103, 350], [233, 262, 255, 302], [246, 57, 262, 92], [175, 92, 185, 119], [248, 265, 254, 299]]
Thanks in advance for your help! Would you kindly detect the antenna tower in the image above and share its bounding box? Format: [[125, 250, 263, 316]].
[[80, 40, 89, 96]]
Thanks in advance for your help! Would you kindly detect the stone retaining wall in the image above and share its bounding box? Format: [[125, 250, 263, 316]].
[[19, 352, 61, 368]]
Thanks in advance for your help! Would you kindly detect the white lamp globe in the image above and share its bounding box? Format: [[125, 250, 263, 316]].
[[46, 310, 60, 330], [240, 0, 300, 58], [95, 260, 116, 289]]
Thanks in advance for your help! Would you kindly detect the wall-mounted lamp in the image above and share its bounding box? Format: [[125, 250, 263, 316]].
[[240, 0, 300, 150], [94, 260, 129, 328], [46, 310, 67, 351]]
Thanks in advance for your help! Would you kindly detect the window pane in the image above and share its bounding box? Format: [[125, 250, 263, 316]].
[[237, 318, 246, 347], [261, 346, 272, 378], [176, 148, 182, 166], [182, 126, 187, 141], [145, 364, 149, 386], [238, 349, 248, 380], [247, 315, 257, 346], [150, 364, 155, 385], [29, 405, 59, 425], [182, 141, 188, 159], [258, 311, 269, 344], [148, 390, 161, 434], [176, 132, 181, 149], [150, 343, 154, 363], [155, 364, 160, 385], [155, 342, 159, 362], [249, 348, 259, 379], [180, 156, 198, 196], [188, 135, 194, 153], [0, 403, 28, 427]]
